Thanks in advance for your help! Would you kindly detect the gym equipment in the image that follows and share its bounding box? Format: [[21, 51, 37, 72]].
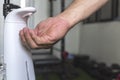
[[73, 56, 115, 80], [111, 64, 120, 79]]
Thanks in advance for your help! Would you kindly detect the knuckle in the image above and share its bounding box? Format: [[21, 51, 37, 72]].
[[47, 35, 57, 44], [29, 43, 38, 49], [30, 45, 38, 49], [35, 40, 41, 45]]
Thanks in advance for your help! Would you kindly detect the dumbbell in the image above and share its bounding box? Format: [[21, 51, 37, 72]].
[[111, 64, 120, 79]]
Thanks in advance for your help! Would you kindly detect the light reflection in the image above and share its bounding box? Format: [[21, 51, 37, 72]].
[[20, 0, 26, 8]]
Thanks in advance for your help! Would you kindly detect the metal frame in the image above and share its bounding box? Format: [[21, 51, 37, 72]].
[[3, 0, 20, 18], [84, 0, 119, 24], [61, 0, 66, 60], [49, 0, 66, 60], [49, 0, 54, 54]]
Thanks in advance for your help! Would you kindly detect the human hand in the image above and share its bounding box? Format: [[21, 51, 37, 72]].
[[19, 17, 70, 49]]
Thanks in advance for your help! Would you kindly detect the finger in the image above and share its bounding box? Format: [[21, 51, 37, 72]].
[[35, 45, 52, 49], [23, 28, 52, 49], [35, 21, 45, 31], [19, 28, 31, 50], [19, 29, 27, 45], [29, 29, 53, 45], [23, 28, 39, 49]]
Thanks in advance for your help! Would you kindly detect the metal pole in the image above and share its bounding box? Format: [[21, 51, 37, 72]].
[[3, 0, 10, 18], [4, 0, 10, 4], [49, 0, 53, 17], [61, 0, 65, 59], [112, 0, 119, 20], [49, 0, 54, 54]]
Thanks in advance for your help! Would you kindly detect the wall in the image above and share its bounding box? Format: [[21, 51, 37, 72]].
[[56, 0, 120, 66], [65, 0, 81, 54], [34, 0, 50, 26], [79, 21, 120, 66], [52, 0, 81, 55], [51, 0, 120, 66], [0, 0, 4, 63]]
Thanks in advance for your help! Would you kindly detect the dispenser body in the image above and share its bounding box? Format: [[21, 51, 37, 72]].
[[4, 7, 36, 80]]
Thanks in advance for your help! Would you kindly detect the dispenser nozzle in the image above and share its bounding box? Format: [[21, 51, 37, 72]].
[[5, 7, 36, 22]]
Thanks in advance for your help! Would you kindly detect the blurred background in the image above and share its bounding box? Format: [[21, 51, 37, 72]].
[[1, 0, 120, 80]]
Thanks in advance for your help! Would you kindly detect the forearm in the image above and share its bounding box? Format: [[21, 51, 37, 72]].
[[57, 0, 108, 27]]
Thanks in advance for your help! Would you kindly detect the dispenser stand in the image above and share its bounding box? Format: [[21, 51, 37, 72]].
[[3, 0, 20, 18]]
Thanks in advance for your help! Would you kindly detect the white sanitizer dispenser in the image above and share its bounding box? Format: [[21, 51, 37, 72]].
[[4, 7, 36, 80]]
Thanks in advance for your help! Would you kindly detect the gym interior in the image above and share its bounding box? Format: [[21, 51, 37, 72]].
[[0, 0, 120, 80]]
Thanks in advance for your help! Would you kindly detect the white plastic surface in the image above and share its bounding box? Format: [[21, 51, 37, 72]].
[[4, 7, 36, 80]]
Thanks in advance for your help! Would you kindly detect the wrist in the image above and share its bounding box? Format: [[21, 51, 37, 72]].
[[54, 16, 72, 30], [56, 8, 84, 28], [57, 13, 77, 27]]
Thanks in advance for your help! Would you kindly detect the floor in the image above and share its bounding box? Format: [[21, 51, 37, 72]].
[[36, 69, 96, 80], [35, 63, 96, 80]]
